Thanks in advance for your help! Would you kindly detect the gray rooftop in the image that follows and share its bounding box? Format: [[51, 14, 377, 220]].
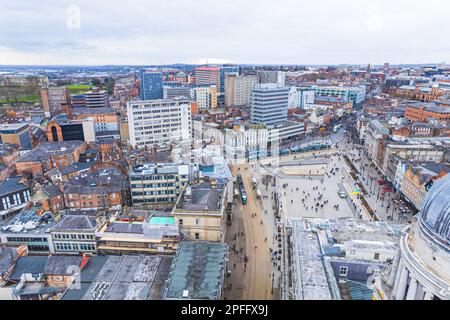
[[51, 215, 97, 231], [178, 182, 224, 212], [164, 241, 228, 300]]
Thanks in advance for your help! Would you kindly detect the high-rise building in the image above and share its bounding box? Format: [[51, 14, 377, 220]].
[[250, 83, 290, 127], [40, 87, 70, 117], [224, 73, 258, 107], [139, 71, 163, 100], [84, 88, 109, 108], [219, 66, 239, 92], [194, 66, 220, 88], [190, 85, 218, 110], [127, 98, 192, 148]]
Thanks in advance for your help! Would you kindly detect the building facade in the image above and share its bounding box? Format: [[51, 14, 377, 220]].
[[127, 98, 192, 148], [139, 71, 163, 100], [250, 83, 290, 127]]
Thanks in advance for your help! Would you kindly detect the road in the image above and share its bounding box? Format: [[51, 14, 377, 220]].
[[233, 164, 273, 300]]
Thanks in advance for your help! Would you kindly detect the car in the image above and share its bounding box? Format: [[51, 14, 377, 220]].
[[338, 190, 347, 198]]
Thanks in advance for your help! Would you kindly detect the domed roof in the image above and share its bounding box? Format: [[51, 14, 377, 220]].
[[419, 174, 450, 246]]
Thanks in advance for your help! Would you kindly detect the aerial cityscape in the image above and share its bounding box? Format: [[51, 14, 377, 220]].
[[0, 0, 449, 307]]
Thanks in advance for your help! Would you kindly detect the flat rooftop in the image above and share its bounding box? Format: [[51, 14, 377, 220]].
[[287, 218, 338, 300], [61, 255, 171, 300]]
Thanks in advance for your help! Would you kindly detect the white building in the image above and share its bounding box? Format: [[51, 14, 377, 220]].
[[389, 175, 450, 300], [127, 98, 192, 148]]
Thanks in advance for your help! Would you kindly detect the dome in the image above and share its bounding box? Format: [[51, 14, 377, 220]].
[[419, 174, 450, 246]]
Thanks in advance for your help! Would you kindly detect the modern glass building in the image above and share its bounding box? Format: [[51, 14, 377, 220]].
[[139, 71, 163, 100], [250, 83, 290, 127]]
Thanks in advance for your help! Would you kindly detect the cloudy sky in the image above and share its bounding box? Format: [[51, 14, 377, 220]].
[[0, 0, 449, 65]]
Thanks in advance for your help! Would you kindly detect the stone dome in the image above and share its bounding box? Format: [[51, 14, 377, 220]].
[[418, 174, 450, 246]]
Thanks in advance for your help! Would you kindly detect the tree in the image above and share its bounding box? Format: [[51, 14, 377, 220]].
[[91, 78, 102, 87]]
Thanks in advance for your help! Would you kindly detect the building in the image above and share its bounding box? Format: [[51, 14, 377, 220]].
[[389, 175, 450, 300], [219, 66, 240, 92], [139, 71, 163, 100], [313, 85, 366, 107], [50, 215, 99, 254], [0, 209, 56, 253], [84, 88, 109, 108], [70, 94, 86, 108], [364, 120, 390, 167], [404, 102, 450, 122], [194, 66, 220, 88], [62, 167, 128, 209], [172, 181, 228, 242], [127, 98, 192, 148], [250, 83, 290, 127], [164, 241, 228, 300], [46, 114, 96, 143], [0, 123, 32, 150], [190, 85, 217, 110], [40, 87, 70, 117], [15, 141, 86, 178], [400, 162, 448, 210], [0, 177, 31, 221], [96, 217, 179, 255], [130, 163, 190, 205], [257, 70, 286, 86], [71, 107, 120, 134], [163, 86, 191, 99], [0, 144, 20, 182], [224, 73, 258, 107]]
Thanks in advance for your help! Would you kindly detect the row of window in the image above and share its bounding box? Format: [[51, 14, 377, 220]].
[[53, 233, 95, 240], [55, 242, 95, 252]]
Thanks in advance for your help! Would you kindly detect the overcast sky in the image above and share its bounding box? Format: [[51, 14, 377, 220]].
[[0, 0, 449, 65]]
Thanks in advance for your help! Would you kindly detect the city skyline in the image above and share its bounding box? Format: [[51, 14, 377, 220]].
[[1, 0, 449, 66]]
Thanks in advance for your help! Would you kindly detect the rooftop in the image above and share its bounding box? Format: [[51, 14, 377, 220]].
[[51, 215, 97, 231], [164, 241, 227, 300], [177, 182, 225, 212], [17, 141, 84, 163]]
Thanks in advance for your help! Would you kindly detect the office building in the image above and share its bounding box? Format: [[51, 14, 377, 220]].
[[127, 98, 192, 148], [129, 162, 190, 205], [163, 86, 191, 99], [139, 71, 163, 100], [47, 114, 96, 143], [250, 83, 290, 127], [313, 85, 366, 107], [194, 66, 220, 88], [224, 73, 258, 107], [84, 88, 109, 108]]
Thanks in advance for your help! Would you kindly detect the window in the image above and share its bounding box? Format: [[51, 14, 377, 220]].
[[178, 219, 183, 226], [339, 266, 348, 277], [195, 218, 201, 226], [374, 253, 380, 260], [194, 233, 200, 240]]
